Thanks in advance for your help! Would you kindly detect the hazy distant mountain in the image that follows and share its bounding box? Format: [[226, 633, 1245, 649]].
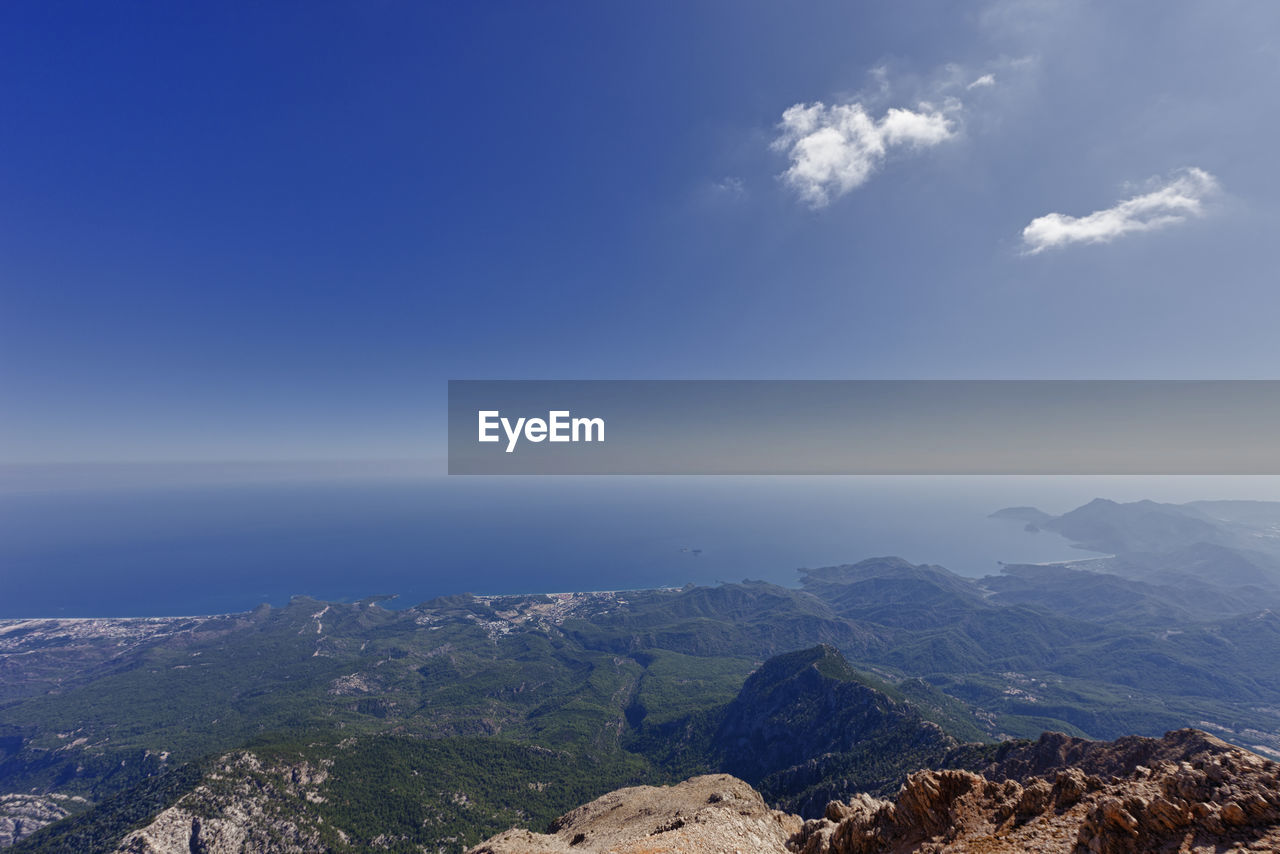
[[1187, 499, 1280, 530], [982, 560, 1270, 624], [1044, 498, 1226, 554], [988, 506, 1053, 526], [994, 497, 1280, 561], [990, 498, 1280, 604]]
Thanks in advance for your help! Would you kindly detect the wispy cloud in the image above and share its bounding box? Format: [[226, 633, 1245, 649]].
[[967, 73, 997, 89], [772, 101, 957, 208], [710, 176, 746, 200], [1021, 168, 1220, 254]]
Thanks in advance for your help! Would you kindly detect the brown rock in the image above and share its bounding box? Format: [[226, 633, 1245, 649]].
[[470, 729, 1280, 854], [467, 774, 800, 854]]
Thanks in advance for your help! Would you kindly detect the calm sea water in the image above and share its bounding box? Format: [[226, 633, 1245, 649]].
[[1, 474, 1263, 618]]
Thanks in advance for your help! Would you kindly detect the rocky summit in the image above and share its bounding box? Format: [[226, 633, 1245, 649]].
[[469, 774, 802, 854], [472, 729, 1280, 854]]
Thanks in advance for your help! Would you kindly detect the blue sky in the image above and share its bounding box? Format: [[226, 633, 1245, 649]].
[[3, 1, 1280, 463]]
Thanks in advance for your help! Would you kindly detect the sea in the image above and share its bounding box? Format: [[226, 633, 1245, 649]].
[[3, 469, 1277, 618]]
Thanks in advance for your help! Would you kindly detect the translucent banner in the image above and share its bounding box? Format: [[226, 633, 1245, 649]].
[[447, 380, 1280, 474]]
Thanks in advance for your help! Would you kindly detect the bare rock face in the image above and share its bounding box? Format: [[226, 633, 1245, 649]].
[[112, 753, 326, 854], [792, 728, 1280, 853], [472, 729, 1280, 854], [0, 793, 81, 847], [467, 774, 803, 854]]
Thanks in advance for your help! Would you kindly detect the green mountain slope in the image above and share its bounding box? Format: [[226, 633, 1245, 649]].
[[628, 644, 982, 816]]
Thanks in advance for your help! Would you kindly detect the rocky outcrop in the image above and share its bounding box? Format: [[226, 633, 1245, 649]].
[[793, 728, 1280, 853], [473, 729, 1280, 854], [0, 793, 82, 847], [468, 774, 802, 854], [112, 753, 327, 854]]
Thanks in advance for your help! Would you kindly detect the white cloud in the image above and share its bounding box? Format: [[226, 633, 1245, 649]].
[[1021, 168, 1220, 254], [967, 73, 997, 89], [773, 101, 956, 208], [710, 176, 746, 200]]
